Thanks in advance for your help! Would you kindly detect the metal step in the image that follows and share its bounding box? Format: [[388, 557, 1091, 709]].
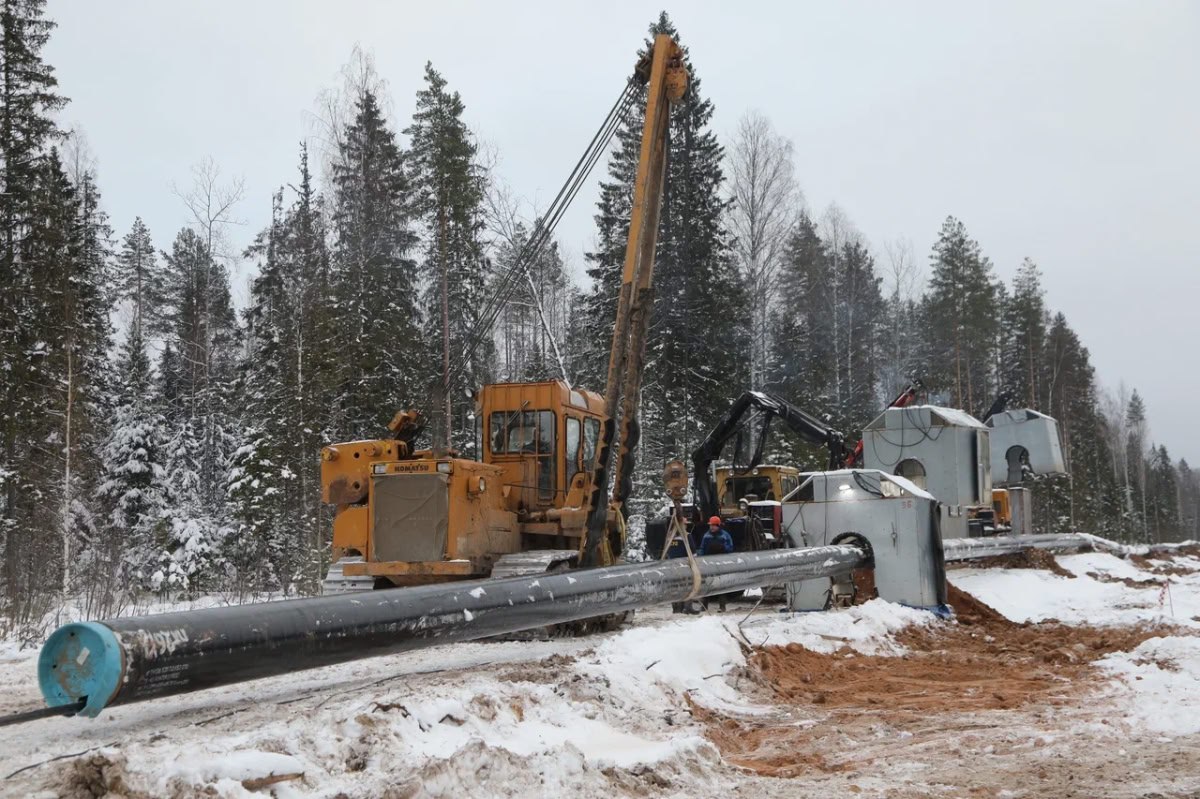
[[321, 557, 377, 594], [489, 549, 580, 580]]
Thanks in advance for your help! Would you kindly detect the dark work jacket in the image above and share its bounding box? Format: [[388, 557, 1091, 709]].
[[700, 528, 734, 556]]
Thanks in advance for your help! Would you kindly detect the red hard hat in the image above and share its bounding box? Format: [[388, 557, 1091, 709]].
[[708, 516, 722, 526]]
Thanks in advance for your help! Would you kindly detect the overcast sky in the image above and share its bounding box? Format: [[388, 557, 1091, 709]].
[[47, 1, 1199, 462]]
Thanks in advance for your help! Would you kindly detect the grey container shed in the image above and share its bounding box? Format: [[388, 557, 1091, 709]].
[[985, 408, 1067, 486], [861, 405, 991, 539]]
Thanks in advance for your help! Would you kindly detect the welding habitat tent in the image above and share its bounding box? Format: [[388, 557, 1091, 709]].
[[985, 409, 1067, 486], [861, 405, 991, 539]]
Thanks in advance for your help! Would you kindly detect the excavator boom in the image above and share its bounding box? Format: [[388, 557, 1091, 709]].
[[582, 34, 687, 566]]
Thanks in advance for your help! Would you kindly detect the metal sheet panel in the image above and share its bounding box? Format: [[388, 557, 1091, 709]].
[[372, 473, 449, 562]]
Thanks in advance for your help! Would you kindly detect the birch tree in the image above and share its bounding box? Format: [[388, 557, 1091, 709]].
[[727, 110, 800, 389]]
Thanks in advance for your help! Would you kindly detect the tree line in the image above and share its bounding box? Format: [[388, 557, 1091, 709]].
[[1, 6, 1195, 633]]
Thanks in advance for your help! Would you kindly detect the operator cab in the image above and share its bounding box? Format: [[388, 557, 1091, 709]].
[[476, 380, 605, 516], [716, 465, 801, 512]]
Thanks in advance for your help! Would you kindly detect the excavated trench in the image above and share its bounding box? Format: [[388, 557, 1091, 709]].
[[696, 573, 1185, 779]]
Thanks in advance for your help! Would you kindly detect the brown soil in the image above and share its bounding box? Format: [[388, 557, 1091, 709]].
[[1086, 570, 1169, 589], [1129, 551, 1200, 577], [948, 547, 1077, 577], [850, 566, 878, 603], [696, 582, 1185, 779]]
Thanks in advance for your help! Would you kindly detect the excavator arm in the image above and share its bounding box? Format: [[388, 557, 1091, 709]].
[[581, 34, 687, 567], [692, 391, 849, 522]]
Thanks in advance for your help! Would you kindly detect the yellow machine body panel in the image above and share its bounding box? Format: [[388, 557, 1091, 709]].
[[992, 487, 1011, 528]]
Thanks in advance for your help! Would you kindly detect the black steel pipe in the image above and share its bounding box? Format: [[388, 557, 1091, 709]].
[[39, 544, 866, 717]]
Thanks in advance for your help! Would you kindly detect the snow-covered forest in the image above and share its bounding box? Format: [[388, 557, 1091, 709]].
[[1, 6, 1197, 632]]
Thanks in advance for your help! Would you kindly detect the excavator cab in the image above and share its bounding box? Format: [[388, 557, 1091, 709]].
[[716, 465, 802, 512]]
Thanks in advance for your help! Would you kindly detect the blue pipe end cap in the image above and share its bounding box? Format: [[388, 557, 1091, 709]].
[[38, 622, 123, 718]]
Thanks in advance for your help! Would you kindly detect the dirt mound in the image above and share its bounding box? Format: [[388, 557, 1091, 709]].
[[945, 583, 1011, 628], [1129, 551, 1200, 577], [950, 547, 1076, 577], [1086, 570, 1168, 589], [695, 584, 1185, 778]]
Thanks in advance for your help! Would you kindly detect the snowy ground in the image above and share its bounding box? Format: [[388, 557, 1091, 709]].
[[1, 546, 1198, 798]]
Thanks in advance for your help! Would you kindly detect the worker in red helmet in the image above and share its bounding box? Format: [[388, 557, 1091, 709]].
[[700, 516, 734, 612]]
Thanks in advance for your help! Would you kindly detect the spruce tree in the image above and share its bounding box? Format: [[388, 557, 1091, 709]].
[[496, 223, 571, 383], [1145, 444, 1178, 543], [95, 324, 169, 591], [330, 87, 423, 440], [923, 216, 1000, 411], [153, 226, 239, 591], [768, 212, 828, 411], [1125, 389, 1149, 540], [230, 146, 336, 594], [1037, 313, 1123, 537], [828, 238, 884, 432], [405, 63, 490, 450], [0, 0, 71, 621]]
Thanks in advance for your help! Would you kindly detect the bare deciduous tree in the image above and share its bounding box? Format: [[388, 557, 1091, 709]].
[[726, 110, 801, 389], [879, 237, 922, 400], [483, 172, 573, 384], [308, 45, 391, 193]]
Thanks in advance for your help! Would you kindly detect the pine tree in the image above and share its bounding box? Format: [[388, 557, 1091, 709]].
[[1125, 389, 1148, 540], [1001, 258, 1047, 409], [330, 87, 423, 440], [115, 217, 163, 341], [923, 217, 1000, 411], [405, 63, 490, 450]]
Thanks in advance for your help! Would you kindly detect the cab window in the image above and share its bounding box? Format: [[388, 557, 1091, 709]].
[[582, 417, 600, 469], [490, 410, 555, 455], [566, 417, 582, 482], [490, 410, 557, 501]]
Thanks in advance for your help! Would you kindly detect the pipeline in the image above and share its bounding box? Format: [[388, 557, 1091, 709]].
[[941, 533, 1093, 562], [38, 544, 866, 718]]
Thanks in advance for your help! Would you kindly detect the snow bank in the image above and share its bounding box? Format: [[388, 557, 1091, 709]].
[[1098, 636, 1200, 737], [949, 550, 1199, 628], [742, 599, 937, 656]]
